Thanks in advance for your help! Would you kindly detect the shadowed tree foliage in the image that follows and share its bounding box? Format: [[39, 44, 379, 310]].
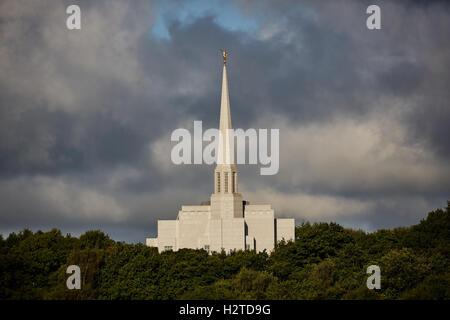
[[0, 202, 449, 300], [79, 230, 115, 250]]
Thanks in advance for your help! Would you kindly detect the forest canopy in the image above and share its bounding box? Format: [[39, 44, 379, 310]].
[[1, 202, 449, 300]]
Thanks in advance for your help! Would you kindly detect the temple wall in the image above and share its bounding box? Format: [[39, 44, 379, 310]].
[[177, 208, 210, 250], [244, 205, 275, 253], [156, 220, 178, 252], [276, 218, 296, 243], [148, 205, 295, 254], [221, 218, 245, 252]]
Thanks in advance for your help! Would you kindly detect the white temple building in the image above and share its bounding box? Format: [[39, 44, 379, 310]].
[[146, 53, 295, 253]]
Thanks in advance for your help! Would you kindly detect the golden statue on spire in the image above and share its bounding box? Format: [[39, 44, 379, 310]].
[[221, 49, 227, 64]]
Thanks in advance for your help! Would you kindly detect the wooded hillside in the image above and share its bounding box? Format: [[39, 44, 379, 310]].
[[1, 203, 449, 300]]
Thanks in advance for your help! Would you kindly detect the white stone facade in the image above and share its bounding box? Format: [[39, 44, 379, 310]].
[[146, 59, 295, 253]]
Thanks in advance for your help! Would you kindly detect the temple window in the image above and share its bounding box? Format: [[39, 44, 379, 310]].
[[225, 172, 228, 193], [216, 172, 221, 193]]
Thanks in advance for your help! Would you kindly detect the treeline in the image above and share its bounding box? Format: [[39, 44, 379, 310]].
[[1, 203, 449, 300]]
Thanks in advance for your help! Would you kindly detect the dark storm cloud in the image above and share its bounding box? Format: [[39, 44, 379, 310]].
[[0, 0, 449, 242]]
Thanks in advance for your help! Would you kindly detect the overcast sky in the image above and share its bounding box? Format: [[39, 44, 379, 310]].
[[0, 0, 449, 242]]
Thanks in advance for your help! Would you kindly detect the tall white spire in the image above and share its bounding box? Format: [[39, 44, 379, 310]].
[[219, 65, 232, 133], [217, 63, 234, 165], [211, 52, 243, 219]]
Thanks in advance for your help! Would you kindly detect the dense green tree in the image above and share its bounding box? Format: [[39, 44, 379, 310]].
[[79, 230, 115, 249], [182, 268, 279, 299]]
